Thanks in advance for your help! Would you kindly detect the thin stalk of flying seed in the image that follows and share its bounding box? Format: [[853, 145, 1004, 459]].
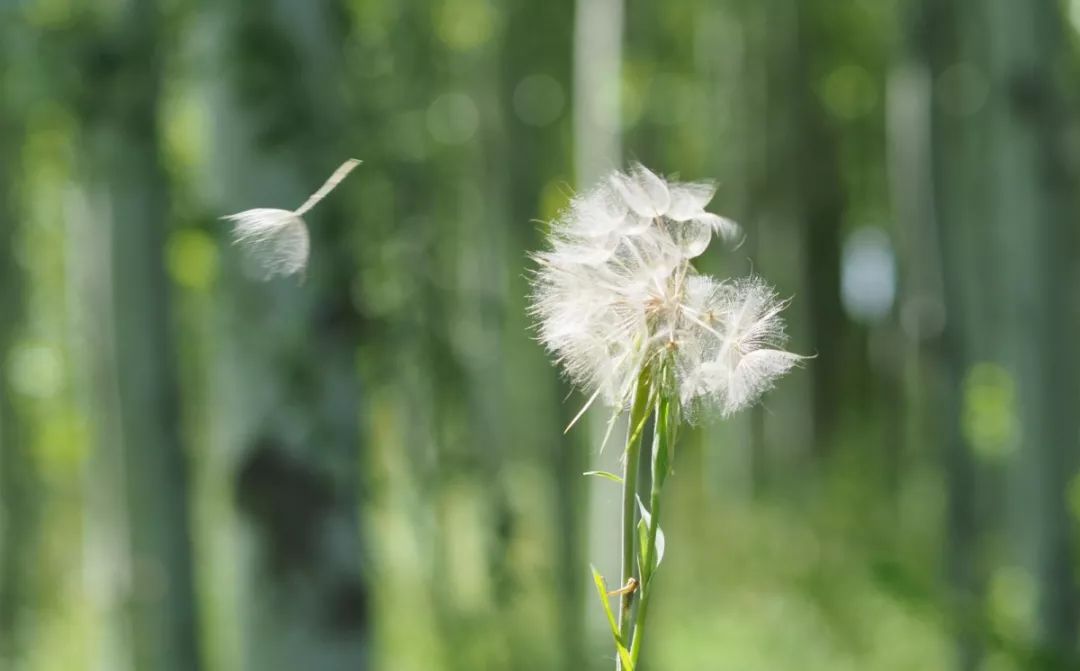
[[295, 158, 362, 216]]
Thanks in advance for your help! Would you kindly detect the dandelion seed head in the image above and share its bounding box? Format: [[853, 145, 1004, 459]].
[[529, 162, 801, 418]]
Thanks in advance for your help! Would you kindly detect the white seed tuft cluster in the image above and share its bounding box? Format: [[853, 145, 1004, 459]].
[[530, 163, 801, 418]]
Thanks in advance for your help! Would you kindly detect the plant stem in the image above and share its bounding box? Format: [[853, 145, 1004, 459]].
[[630, 393, 674, 666], [616, 369, 652, 668]]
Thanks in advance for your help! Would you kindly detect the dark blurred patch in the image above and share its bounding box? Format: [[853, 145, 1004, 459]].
[[235, 438, 335, 575], [326, 578, 369, 633], [491, 498, 517, 602], [1008, 67, 1050, 121], [870, 557, 932, 606], [235, 439, 370, 637], [229, 1, 314, 149]]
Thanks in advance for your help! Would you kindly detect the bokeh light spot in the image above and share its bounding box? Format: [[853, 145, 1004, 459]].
[[645, 73, 695, 126], [26, 0, 73, 28], [166, 228, 219, 291], [512, 74, 565, 127], [962, 362, 1019, 460], [841, 227, 896, 324], [821, 65, 877, 120], [1067, 473, 1080, 523], [988, 566, 1035, 641], [8, 341, 64, 399], [434, 0, 495, 51], [38, 409, 89, 476], [427, 92, 479, 145], [900, 295, 946, 342], [388, 110, 431, 162], [162, 90, 206, 176], [936, 62, 988, 117]]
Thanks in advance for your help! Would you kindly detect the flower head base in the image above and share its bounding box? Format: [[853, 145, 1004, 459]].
[[530, 163, 801, 418]]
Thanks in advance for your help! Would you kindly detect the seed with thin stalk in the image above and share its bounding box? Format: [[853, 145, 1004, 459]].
[[222, 158, 361, 280]]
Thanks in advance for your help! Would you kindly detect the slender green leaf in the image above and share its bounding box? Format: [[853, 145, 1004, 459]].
[[636, 496, 666, 572], [598, 404, 622, 454], [591, 565, 635, 670], [590, 566, 619, 637], [637, 517, 648, 577], [583, 470, 624, 483], [652, 403, 672, 489]]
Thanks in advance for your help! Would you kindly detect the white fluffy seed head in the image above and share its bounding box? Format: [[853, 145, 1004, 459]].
[[529, 163, 801, 419], [677, 277, 803, 417], [223, 208, 310, 280]]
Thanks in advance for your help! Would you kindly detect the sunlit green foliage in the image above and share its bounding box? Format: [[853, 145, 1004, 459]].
[[2, 0, 1079, 670]]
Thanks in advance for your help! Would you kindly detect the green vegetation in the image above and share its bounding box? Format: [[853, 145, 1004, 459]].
[[1, 0, 1078, 670]]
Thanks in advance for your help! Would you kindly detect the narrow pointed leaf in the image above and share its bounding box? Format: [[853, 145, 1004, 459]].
[[635, 516, 643, 574], [636, 496, 666, 571], [598, 404, 622, 454], [583, 470, 624, 483], [591, 565, 635, 670]]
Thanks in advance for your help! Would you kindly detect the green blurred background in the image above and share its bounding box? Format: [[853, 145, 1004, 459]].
[[2, 0, 1080, 669]]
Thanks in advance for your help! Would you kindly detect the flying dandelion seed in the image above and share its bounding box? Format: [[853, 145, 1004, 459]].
[[222, 158, 361, 279], [529, 162, 802, 419]]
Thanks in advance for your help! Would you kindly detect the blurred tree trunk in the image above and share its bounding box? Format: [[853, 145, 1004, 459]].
[[344, 2, 602, 667], [902, 3, 983, 668], [0, 44, 34, 665], [198, 0, 368, 669], [74, 1, 201, 669], [341, 2, 570, 668], [926, 0, 1079, 666], [912, 1, 984, 667], [502, 1, 584, 665], [791, 3, 848, 461], [574, 0, 624, 184], [741, 0, 840, 484], [980, 0, 1078, 662], [361, 3, 573, 668], [888, 0, 946, 502], [422, 8, 524, 668], [574, 0, 628, 663], [343, 5, 451, 670]]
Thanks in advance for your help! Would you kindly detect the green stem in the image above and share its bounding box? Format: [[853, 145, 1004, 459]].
[[617, 369, 652, 667], [630, 393, 675, 666]]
